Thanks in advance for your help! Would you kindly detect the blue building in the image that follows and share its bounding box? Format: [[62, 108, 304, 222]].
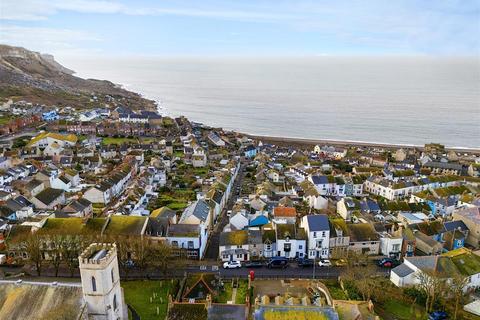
[[42, 110, 59, 121], [244, 145, 257, 158]]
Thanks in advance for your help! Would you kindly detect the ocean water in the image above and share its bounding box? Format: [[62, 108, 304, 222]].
[[63, 56, 480, 148]]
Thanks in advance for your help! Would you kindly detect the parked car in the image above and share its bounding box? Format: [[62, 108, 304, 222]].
[[297, 258, 314, 268], [318, 259, 332, 267], [223, 261, 242, 269], [267, 257, 288, 269], [428, 311, 448, 320], [245, 261, 264, 268], [378, 258, 400, 268]]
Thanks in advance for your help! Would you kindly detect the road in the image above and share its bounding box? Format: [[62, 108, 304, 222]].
[[1, 263, 390, 281], [203, 163, 246, 260]]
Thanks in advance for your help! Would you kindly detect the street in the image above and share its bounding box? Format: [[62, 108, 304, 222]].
[[203, 162, 246, 260]]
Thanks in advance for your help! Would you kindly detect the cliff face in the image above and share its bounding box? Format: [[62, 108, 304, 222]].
[[0, 44, 155, 110]]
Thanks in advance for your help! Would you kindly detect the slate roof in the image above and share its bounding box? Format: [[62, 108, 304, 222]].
[[208, 304, 247, 320], [443, 220, 469, 233], [180, 199, 210, 223], [34, 188, 64, 205], [392, 263, 415, 277], [311, 175, 329, 185], [212, 190, 223, 204], [167, 223, 199, 237], [248, 230, 263, 245], [305, 214, 329, 231]]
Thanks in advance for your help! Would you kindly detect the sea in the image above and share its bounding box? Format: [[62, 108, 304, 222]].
[[62, 56, 480, 149]]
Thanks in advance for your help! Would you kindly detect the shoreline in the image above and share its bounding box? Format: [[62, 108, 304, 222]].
[[245, 133, 480, 154]]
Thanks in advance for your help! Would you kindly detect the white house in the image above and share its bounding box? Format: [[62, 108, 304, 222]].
[[391, 248, 480, 291], [274, 224, 307, 259], [379, 232, 404, 259], [301, 214, 330, 259], [166, 223, 207, 260], [337, 197, 360, 221], [219, 230, 249, 262]]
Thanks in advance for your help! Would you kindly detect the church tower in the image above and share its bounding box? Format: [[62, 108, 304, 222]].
[[79, 243, 127, 320]]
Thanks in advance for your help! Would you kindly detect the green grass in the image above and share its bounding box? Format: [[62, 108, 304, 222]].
[[328, 286, 347, 300], [235, 280, 248, 304], [214, 282, 233, 303], [122, 280, 172, 320], [102, 137, 137, 145], [382, 300, 424, 320]]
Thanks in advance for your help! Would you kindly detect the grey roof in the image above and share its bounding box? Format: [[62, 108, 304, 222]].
[[392, 263, 415, 277], [167, 224, 199, 237], [405, 256, 437, 271], [443, 220, 468, 232], [180, 199, 210, 223], [208, 304, 247, 320], [212, 190, 223, 204], [311, 175, 329, 185], [306, 214, 329, 231], [34, 188, 64, 206], [248, 230, 263, 245], [424, 161, 464, 171]]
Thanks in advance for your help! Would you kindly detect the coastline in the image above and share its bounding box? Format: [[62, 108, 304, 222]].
[[246, 133, 480, 154]]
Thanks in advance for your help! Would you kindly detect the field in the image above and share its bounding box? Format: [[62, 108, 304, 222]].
[[122, 280, 172, 320], [102, 137, 138, 145]]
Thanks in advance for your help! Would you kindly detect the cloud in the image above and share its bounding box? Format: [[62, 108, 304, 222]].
[[0, 25, 101, 54], [0, 0, 478, 55], [0, 0, 296, 22]]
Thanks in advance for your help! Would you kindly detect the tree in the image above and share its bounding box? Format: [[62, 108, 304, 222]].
[[343, 252, 379, 301], [45, 233, 65, 277], [18, 233, 43, 276], [59, 236, 83, 277], [449, 274, 469, 320], [415, 270, 446, 313], [148, 241, 185, 277]]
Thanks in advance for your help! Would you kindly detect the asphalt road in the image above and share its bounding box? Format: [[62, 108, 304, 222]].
[[203, 163, 246, 260], [1, 262, 391, 281]]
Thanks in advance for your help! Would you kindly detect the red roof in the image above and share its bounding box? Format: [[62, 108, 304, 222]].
[[273, 207, 297, 217]]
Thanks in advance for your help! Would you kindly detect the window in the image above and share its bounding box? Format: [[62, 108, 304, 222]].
[[313, 232, 316, 237], [322, 231, 326, 237], [113, 294, 117, 310], [299, 245, 303, 250], [91, 276, 97, 292], [188, 241, 194, 249], [171, 241, 178, 247], [111, 269, 114, 283]]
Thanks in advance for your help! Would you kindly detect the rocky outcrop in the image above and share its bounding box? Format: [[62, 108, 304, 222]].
[[0, 44, 155, 110]]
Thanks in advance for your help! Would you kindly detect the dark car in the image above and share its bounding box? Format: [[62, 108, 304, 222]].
[[267, 257, 288, 269], [378, 258, 400, 268], [297, 259, 314, 268], [245, 261, 264, 268], [428, 311, 448, 320]]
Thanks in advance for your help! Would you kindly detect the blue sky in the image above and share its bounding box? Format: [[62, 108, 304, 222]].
[[1, 0, 479, 57]]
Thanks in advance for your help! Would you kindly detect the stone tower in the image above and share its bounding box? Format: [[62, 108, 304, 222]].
[[79, 243, 127, 320]]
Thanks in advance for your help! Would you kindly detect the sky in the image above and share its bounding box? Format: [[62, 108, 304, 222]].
[[0, 0, 479, 58]]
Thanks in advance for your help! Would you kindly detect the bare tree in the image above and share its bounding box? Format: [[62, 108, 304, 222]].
[[415, 270, 446, 313], [17, 233, 43, 276], [449, 274, 469, 320], [149, 241, 178, 276], [45, 233, 65, 277], [59, 236, 83, 277]]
